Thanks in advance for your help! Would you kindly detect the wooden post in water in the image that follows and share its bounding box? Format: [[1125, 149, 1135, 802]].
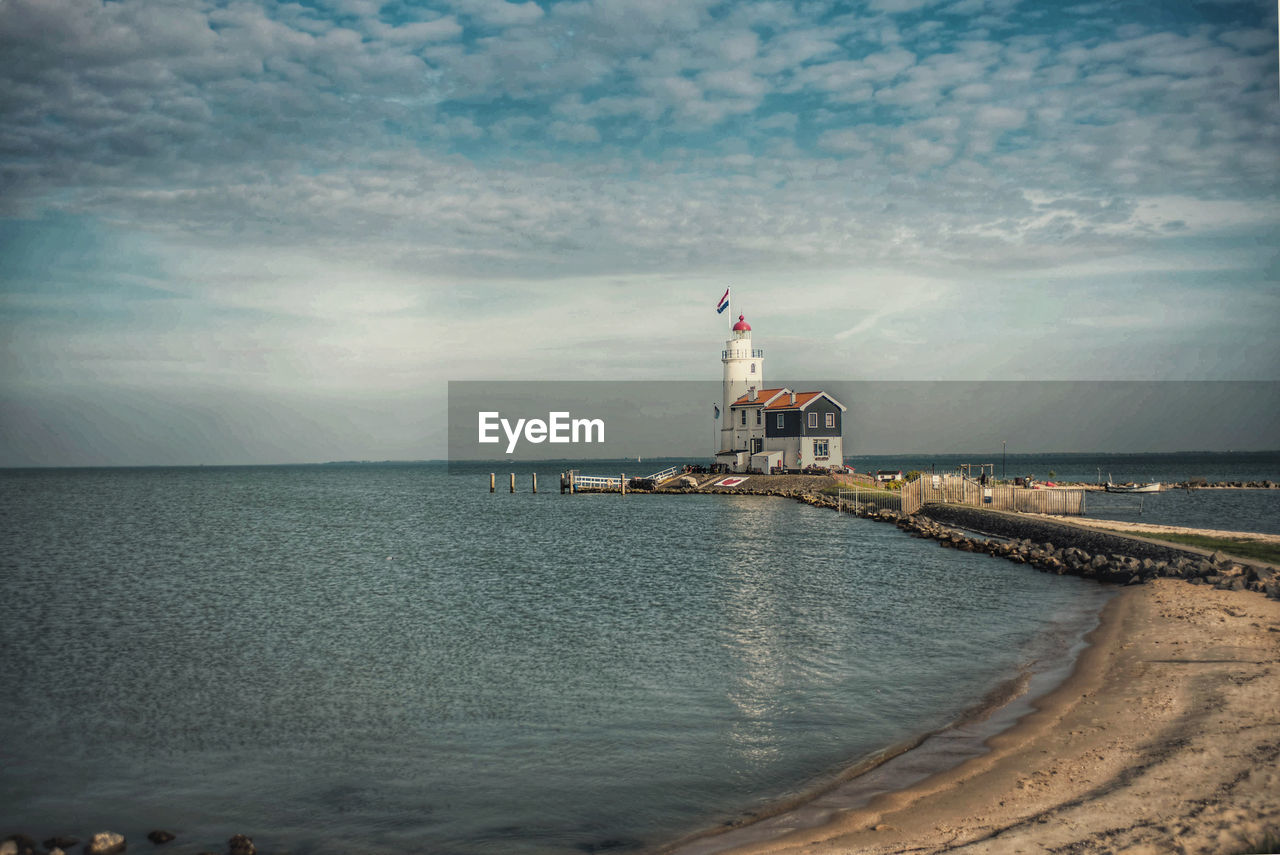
[[621, 473, 626, 496], [569, 471, 575, 494], [490, 473, 495, 493], [509, 472, 515, 493], [532, 473, 537, 494], [560, 472, 566, 494]]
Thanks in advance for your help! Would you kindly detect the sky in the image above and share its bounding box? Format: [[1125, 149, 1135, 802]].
[[1, 0, 1277, 465]]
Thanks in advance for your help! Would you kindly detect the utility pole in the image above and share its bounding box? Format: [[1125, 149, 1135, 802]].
[[1002, 440, 1007, 481]]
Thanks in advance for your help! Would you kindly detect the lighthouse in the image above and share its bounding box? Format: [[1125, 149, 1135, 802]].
[[720, 314, 763, 453], [713, 312, 847, 474]]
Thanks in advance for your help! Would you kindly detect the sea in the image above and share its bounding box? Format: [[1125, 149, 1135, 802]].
[[1, 451, 1276, 854]]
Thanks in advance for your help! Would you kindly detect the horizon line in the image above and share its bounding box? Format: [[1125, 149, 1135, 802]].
[[3, 449, 1279, 470]]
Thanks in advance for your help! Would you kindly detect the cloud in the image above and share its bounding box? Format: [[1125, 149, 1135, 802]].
[[974, 104, 1026, 130], [867, 0, 945, 13], [370, 17, 464, 43], [455, 0, 544, 28], [816, 129, 872, 154], [548, 120, 601, 143]]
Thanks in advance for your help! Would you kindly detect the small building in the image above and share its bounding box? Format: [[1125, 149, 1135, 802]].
[[876, 469, 903, 483]]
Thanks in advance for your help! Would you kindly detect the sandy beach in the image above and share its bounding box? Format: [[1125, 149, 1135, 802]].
[[694, 579, 1280, 855]]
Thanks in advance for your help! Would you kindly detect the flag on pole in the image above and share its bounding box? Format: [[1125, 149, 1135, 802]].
[[714, 404, 720, 419], [716, 287, 730, 314]]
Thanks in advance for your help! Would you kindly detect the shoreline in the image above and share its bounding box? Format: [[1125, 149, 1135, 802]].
[[666, 578, 1280, 855], [644, 482, 1280, 853]]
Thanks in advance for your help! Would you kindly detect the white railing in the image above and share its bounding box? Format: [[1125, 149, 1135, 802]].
[[574, 475, 623, 490], [569, 465, 682, 492]]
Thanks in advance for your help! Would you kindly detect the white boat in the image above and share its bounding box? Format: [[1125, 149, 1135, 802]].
[[1104, 481, 1162, 493]]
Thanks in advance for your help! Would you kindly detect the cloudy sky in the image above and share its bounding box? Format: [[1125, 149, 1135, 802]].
[[1, 0, 1277, 465]]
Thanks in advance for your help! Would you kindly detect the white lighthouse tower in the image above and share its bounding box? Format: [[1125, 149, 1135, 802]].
[[720, 314, 763, 453]]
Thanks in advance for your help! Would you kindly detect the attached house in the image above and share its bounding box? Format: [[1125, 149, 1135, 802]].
[[720, 387, 846, 473]]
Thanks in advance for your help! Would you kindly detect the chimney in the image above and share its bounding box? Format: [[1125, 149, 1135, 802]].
[[790, 391, 796, 405], [749, 387, 757, 402]]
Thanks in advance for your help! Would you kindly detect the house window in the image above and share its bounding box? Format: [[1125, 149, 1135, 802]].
[[807, 412, 818, 428], [813, 439, 830, 459], [776, 413, 784, 429], [740, 409, 746, 425], [825, 412, 835, 428], [750, 363, 756, 374], [755, 409, 761, 425]]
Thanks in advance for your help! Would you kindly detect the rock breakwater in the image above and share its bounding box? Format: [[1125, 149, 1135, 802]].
[[0, 833, 254, 855], [894, 511, 1278, 595]]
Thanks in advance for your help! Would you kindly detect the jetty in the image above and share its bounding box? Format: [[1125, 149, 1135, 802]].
[[562, 465, 680, 493]]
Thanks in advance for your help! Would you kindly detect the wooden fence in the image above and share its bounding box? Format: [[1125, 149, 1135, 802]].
[[901, 473, 1084, 515], [837, 488, 906, 514], [902, 478, 924, 514]]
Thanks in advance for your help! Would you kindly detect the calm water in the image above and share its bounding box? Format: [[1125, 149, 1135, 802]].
[[1082, 487, 1280, 534], [0, 458, 1239, 853]]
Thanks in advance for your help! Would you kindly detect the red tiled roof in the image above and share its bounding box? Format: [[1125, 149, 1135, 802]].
[[764, 391, 822, 410], [731, 389, 847, 411], [731, 388, 788, 406]]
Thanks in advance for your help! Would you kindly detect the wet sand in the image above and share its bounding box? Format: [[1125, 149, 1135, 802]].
[[687, 579, 1280, 855]]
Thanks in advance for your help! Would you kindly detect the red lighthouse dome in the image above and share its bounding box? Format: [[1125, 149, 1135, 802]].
[[732, 314, 751, 332]]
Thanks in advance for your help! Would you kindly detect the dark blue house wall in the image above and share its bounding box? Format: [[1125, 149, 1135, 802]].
[[764, 397, 842, 438]]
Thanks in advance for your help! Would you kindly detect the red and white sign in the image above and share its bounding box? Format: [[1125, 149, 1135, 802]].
[[716, 476, 748, 487]]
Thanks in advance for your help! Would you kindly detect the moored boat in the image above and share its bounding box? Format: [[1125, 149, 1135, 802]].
[[1104, 481, 1162, 493]]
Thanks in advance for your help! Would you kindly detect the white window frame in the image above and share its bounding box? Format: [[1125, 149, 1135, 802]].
[[825, 412, 835, 428], [776, 413, 784, 429], [740, 409, 746, 425], [807, 412, 818, 428], [813, 439, 829, 459]]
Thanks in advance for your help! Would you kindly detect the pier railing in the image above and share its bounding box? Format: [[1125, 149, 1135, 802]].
[[569, 465, 682, 493], [647, 466, 680, 484], [573, 475, 625, 490]]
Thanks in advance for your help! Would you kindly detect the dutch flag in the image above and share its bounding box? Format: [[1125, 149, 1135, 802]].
[[716, 287, 730, 314]]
